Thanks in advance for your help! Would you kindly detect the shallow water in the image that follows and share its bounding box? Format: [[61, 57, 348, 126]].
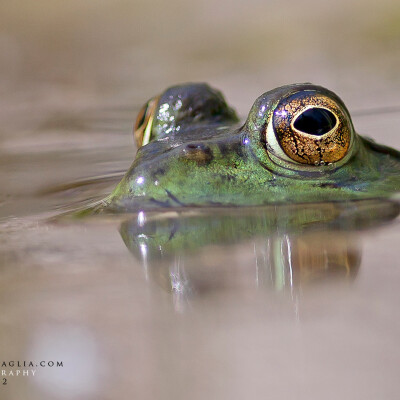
[[1, 109, 400, 400], [1, 0, 400, 399]]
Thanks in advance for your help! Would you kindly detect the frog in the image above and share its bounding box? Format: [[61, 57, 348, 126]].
[[92, 83, 400, 213]]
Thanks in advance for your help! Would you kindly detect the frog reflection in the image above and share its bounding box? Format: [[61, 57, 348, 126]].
[[120, 200, 399, 306]]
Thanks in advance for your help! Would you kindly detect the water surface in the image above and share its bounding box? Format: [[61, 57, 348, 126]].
[[1, 113, 400, 399]]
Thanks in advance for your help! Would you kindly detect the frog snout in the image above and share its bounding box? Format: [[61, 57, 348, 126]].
[[181, 143, 213, 165]]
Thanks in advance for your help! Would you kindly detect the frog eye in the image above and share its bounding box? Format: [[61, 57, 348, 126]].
[[267, 91, 352, 165], [133, 96, 160, 148]]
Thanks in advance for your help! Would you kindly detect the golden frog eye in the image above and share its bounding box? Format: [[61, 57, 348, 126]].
[[133, 95, 160, 148], [270, 91, 351, 165]]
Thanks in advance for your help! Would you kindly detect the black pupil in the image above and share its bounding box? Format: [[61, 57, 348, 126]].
[[293, 108, 336, 136]]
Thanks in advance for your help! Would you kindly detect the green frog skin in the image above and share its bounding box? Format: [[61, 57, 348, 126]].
[[97, 83, 400, 212]]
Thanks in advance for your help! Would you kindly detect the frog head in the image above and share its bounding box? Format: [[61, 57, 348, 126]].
[[101, 83, 400, 212]]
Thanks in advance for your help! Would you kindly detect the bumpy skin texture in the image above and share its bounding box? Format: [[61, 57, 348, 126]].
[[101, 83, 400, 212]]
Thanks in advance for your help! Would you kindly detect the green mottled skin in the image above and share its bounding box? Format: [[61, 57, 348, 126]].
[[97, 83, 400, 213]]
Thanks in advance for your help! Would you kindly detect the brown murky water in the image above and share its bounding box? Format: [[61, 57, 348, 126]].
[[1, 1, 400, 399]]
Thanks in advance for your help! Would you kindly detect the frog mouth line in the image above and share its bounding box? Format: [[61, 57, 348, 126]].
[[142, 190, 188, 208], [161, 190, 231, 208], [165, 190, 185, 206]]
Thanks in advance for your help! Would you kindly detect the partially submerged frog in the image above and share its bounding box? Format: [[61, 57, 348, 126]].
[[96, 83, 400, 212]]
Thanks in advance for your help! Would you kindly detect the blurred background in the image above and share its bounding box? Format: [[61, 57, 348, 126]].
[[1, 1, 400, 399], [1, 0, 400, 138]]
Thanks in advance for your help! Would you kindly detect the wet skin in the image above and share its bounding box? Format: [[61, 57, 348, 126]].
[[98, 83, 400, 212]]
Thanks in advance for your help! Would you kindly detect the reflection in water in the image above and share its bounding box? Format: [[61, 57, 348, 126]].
[[254, 233, 360, 291], [120, 200, 399, 311]]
